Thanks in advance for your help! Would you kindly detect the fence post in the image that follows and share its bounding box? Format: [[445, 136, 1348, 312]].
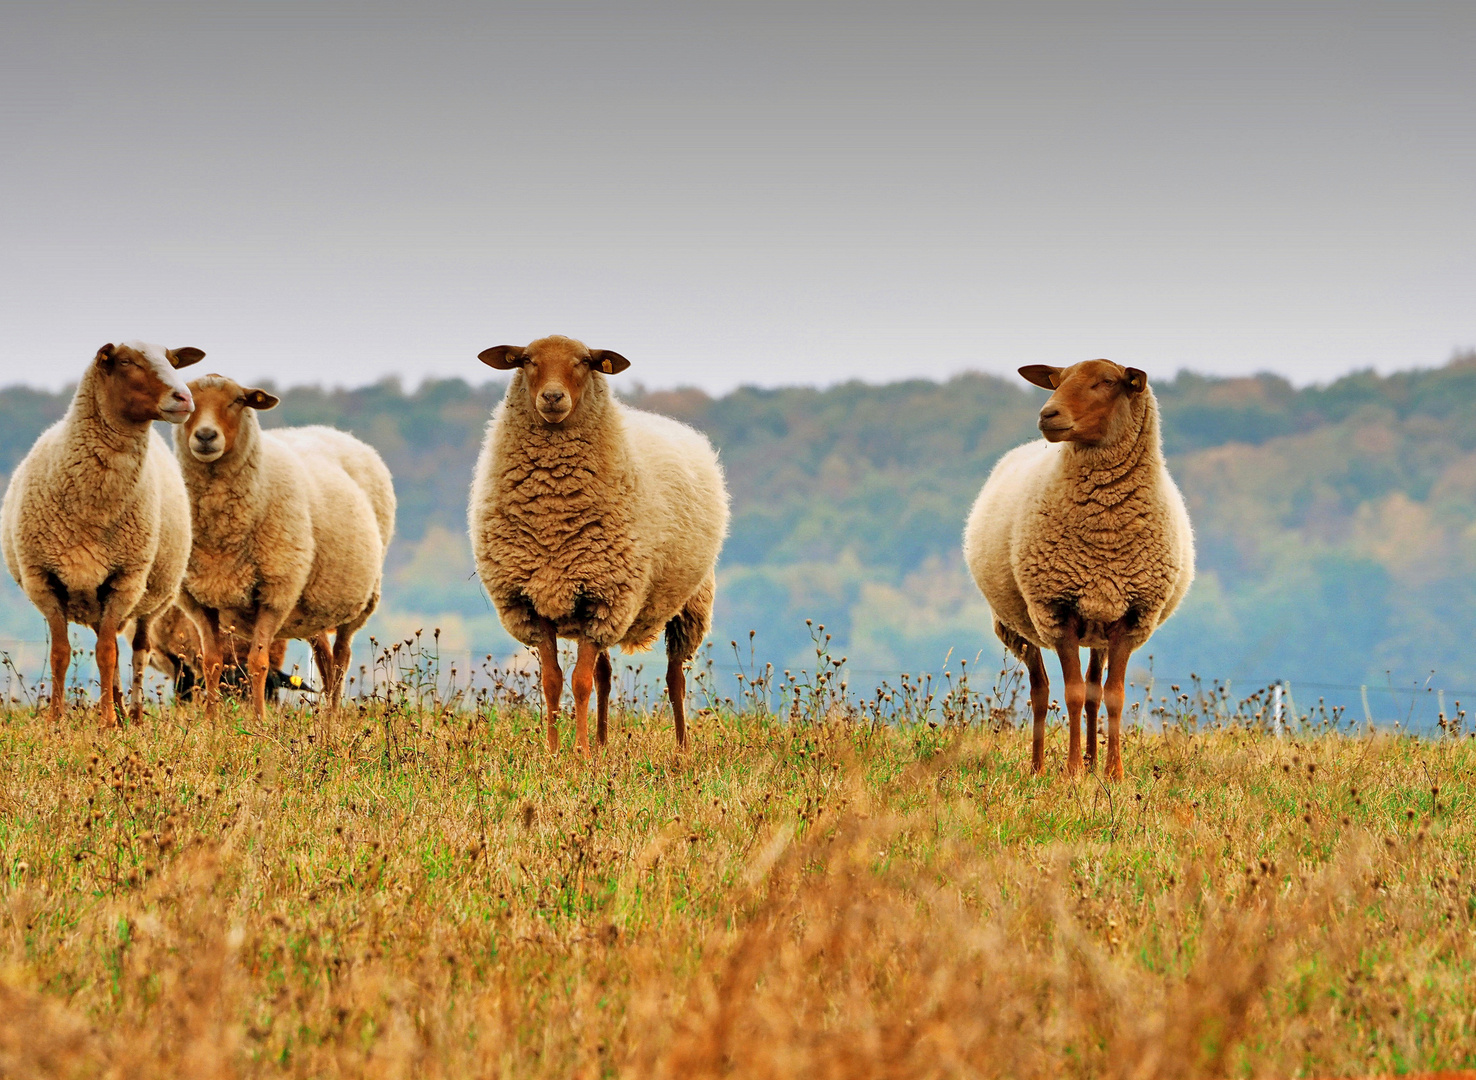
[[1272, 682, 1283, 738], [1360, 685, 1374, 730]]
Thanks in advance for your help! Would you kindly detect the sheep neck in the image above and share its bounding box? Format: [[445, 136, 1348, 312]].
[[182, 418, 266, 547], [1058, 391, 1161, 495], [53, 365, 153, 517]]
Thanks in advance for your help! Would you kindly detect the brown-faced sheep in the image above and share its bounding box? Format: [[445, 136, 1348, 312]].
[[469, 335, 729, 755], [963, 360, 1194, 781], [1, 342, 203, 724], [174, 375, 395, 721]]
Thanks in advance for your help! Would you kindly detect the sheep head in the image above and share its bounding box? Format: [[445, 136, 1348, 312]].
[[1019, 360, 1147, 447], [181, 374, 280, 463], [95, 342, 203, 426], [478, 335, 630, 426]]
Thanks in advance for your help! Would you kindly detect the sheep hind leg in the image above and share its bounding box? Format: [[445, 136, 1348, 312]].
[[570, 641, 599, 759], [594, 650, 612, 747], [128, 616, 150, 723], [1024, 644, 1050, 776], [1084, 648, 1105, 772], [536, 620, 563, 754], [1103, 621, 1132, 782], [1057, 627, 1086, 778], [664, 575, 714, 753], [329, 622, 364, 706]]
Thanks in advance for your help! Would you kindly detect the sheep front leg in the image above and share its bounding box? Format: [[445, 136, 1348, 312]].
[[1024, 644, 1050, 775], [535, 620, 563, 753], [1056, 625, 1086, 777], [570, 640, 599, 758], [1103, 621, 1132, 782], [594, 650, 612, 747], [1084, 648, 1105, 772], [247, 609, 288, 724]]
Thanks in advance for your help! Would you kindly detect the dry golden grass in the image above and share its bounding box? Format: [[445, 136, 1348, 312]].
[[1, 682, 1475, 1078]]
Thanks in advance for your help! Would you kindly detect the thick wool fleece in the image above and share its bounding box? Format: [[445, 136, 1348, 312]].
[[175, 411, 394, 642], [1, 363, 190, 632], [963, 387, 1194, 657], [469, 371, 729, 655]]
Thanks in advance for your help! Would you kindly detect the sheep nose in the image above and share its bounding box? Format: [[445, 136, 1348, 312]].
[[173, 389, 193, 410], [194, 427, 219, 444], [541, 389, 567, 407], [1039, 405, 1061, 422]]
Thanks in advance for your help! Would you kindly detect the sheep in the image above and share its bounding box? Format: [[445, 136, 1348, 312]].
[[173, 375, 395, 721], [143, 603, 292, 702], [1, 342, 203, 725], [963, 360, 1194, 781], [469, 335, 729, 755]]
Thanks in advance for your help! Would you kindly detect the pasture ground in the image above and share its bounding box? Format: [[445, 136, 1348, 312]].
[[1, 689, 1475, 1078]]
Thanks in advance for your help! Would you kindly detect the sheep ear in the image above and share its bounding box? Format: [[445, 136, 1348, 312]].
[[1123, 367, 1147, 396], [95, 343, 117, 370], [1018, 365, 1061, 390], [168, 347, 206, 369], [245, 389, 280, 411], [588, 349, 630, 375], [478, 346, 526, 369]]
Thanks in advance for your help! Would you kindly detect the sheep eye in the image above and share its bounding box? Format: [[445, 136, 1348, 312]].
[[234, 397, 247, 407]]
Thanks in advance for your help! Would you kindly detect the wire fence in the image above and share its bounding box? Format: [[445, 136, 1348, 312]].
[[2, 633, 1468, 738]]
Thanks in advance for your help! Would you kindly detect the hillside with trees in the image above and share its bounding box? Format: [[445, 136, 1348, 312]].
[[3, 355, 1475, 718]]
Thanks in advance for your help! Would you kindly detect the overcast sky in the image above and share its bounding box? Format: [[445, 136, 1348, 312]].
[[1, 1, 1472, 394]]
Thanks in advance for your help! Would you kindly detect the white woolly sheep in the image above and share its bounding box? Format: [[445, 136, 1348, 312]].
[[469, 335, 730, 755], [963, 360, 1195, 781], [1, 342, 203, 724], [174, 375, 395, 721]]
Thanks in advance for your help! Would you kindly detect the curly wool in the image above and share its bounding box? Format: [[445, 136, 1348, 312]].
[[1, 362, 190, 633], [469, 370, 729, 653], [963, 387, 1195, 657], [175, 405, 395, 643]]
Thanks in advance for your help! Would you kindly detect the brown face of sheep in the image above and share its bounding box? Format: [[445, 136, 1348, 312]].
[[94, 342, 203, 426], [478, 336, 631, 425], [182, 377, 281, 463], [1019, 360, 1147, 446]]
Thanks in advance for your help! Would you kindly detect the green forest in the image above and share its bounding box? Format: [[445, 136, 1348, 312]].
[[4, 355, 1476, 720]]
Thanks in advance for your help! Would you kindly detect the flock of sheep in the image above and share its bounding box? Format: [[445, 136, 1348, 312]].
[[0, 335, 1193, 780]]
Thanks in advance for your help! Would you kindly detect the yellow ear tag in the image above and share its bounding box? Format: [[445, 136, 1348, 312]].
[[601, 359, 613, 373], [1048, 373, 1060, 388]]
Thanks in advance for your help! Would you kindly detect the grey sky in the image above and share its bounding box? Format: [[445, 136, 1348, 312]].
[[1, 1, 1472, 393]]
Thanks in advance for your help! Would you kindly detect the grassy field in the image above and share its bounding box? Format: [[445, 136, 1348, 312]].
[[1, 660, 1475, 1078]]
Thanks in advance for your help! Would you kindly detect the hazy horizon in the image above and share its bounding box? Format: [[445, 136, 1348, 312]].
[[1, 2, 1472, 395]]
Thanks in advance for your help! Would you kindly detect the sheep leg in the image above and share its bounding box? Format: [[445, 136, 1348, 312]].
[[570, 640, 599, 758], [536, 620, 563, 753], [33, 584, 70, 722], [128, 616, 150, 722], [1024, 644, 1049, 775], [329, 624, 360, 705], [1104, 621, 1132, 782], [667, 652, 689, 751], [1084, 648, 1105, 772], [310, 632, 334, 695], [195, 608, 225, 716], [594, 650, 612, 747], [1056, 626, 1086, 778], [247, 610, 288, 724], [95, 616, 122, 729]]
